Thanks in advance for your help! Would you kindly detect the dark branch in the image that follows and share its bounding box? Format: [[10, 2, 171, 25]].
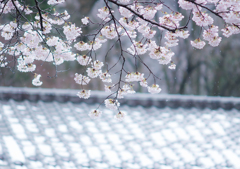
[[108, 0, 188, 32], [34, 0, 44, 31]]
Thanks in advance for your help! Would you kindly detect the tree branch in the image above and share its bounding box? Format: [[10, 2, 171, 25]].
[[108, 0, 188, 32], [34, 0, 44, 31]]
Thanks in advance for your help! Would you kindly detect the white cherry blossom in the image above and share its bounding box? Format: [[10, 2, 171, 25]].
[[48, 0, 65, 5], [89, 110, 102, 119], [140, 78, 148, 87], [119, 0, 130, 4], [101, 25, 122, 39], [209, 36, 222, 47], [105, 99, 120, 110], [178, 0, 195, 10], [32, 74, 43, 86], [119, 7, 133, 18], [114, 111, 126, 121], [140, 7, 157, 20], [148, 84, 162, 94], [127, 41, 148, 55], [77, 55, 92, 66], [105, 85, 113, 92], [92, 60, 104, 70], [191, 38, 206, 49], [168, 63, 176, 70], [77, 90, 91, 99], [97, 6, 111, 21], [0, 56, 7, 67], [87, 68, 101, 78], [119, 17, 139, 30], [74, 73, 91, 85], [74, 41, 90, 51], [125, 72, 144, 82], [192, 11, 214, 27], [100, 72, 112, 83], [63, 24, 82, 41], [81, 17, 89, 25]]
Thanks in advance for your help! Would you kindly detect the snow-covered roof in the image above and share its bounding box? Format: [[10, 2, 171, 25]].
[[0, 87, 240, 169]]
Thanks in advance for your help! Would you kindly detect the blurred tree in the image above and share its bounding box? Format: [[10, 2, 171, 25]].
[[77, 0, 98, 15]]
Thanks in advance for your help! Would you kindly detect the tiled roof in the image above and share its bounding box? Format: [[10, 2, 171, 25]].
[[0, 87, 240, 169], [1, 87, 240, 110]]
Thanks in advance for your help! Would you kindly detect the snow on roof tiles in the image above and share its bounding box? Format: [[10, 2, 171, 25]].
[[0, 87, 240, 168]]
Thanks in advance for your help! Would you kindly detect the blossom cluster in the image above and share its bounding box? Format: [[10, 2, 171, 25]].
[[0, 55, 7, 67], [32, 74, 43, 86], [0, 0, 239, 121], [178, 0, 240, 49]]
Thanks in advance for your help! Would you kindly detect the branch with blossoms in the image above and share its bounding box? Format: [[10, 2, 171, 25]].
[[0, 0, 240, 120]]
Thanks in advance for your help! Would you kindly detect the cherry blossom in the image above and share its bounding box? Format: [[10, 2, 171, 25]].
[[0, 0, 240, 120], [125, 72, 144, 82], [119, 0, 130, 4], [149, 46, 174, 62], [127, 41, 148, 55], [1, 23, 16, 40], [63, 24, 82, 41], [92, 60, 104, 70], [101, 24, 121, 39], [192, 11, 214, 27], [105, 85, 113, 92], [222, 27, 233, 38], [221, 26, 240, 37], [140, 78, 148, 87], [148, 84, 162, 94], [119, 17, 139, 30], [74, 41, 90, 51], [97, 6, 111, 21], [168, 63, 176, 70], [209, 36, 222, 47], [117, 84, 135, 98], [138, 25, 156, 39], [159, 12, 184, 29], [74, 74, 91, 85], [175, 30, 190, 39], [76, 55, 92, 66], [100, 72, 112, 83], [178, 0, 195, 10], [81, 17, 89, 25], [119, 7, 133, 18], [158, 53, 173, 65], [165, 31, 179, 47], [48, 0, 65, 5], [32, 74, 43, 86], [89, 110, 102, 119], [47, 36, 59, 46], [155, 4, 163, 10], [191, 38, 206, 49], [17, 56, 36, 73], [87, 68, 102, 78], [140, 7, 157, 20], [77, 90, 91, 99], [114, 111, 126, 121], [0, 56, 7, 67], [105, 99, 120, 110], [203, 25, 219, 41], [122, 30, 137, 38]]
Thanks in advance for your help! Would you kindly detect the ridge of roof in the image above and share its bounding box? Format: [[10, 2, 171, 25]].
[[0, 87, 240, 110]]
